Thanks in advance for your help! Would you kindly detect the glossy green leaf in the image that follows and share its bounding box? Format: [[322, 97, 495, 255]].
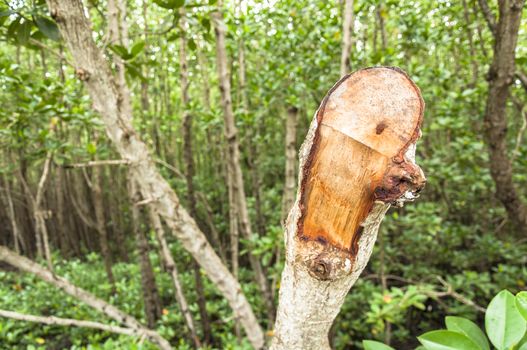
[[17, 19, 32, 45], [516, 292, 527, 322], [418, 330, 480, 350], [110, 45, 132, 60], [445, 316, 489, 350], [362, 340, 395, 350], [485, 290, 527, 350], [34, 16, 60, 41], [130, 41, 145, 57]]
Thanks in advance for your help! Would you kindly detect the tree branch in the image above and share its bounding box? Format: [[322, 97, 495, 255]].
[[477, 0, 497, 34], [0, 246, 172, 350], [0, 309, 140, 337]]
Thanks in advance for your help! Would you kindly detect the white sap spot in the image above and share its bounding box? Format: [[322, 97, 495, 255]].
[[344, 258, 351, 272]]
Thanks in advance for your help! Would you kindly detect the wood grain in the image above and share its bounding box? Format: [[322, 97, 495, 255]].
[[299, 67, 424, 252]]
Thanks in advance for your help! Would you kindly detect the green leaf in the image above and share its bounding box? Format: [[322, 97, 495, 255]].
[[34, 16, 60, 41], [86, 142, 97, 155], [153, 0, 185, 9], [362, 340, 395, 350], [418, 330, 480, 350], [17, 19, 32, 45], [485, 290, 527, 350], [130, 41, 145, 58], [7, 16, 21, 39], [516, 292, 527, 321], [188, 38, 196, 51], [110, 45, 132, 60], [445, 316, 490, 350], [200, 18, 210, 31]]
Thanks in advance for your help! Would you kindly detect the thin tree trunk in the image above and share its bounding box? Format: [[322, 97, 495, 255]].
[[179, 9, 213, 345], [212, 0, 275, 325], [281, 107, 298, 222], [3, 173, 22, 253], [376, 1, 387, 51], [340, 0, 354, 76], [462, 0, 479, 87], [46, 1, 265, 347], [480, 0, 527, 235], [378, 230, 391, 345], [271, 68, 426, 349], [92, 157, 116, 291], [148, 207, 201, 347], [24, 151, 54, 270], [272, 106, 299, 298], [0, 246, 172, 350], [128, 174, 162, 328]]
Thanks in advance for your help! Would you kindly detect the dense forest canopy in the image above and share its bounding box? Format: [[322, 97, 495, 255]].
[[0, 0, 526, 349]]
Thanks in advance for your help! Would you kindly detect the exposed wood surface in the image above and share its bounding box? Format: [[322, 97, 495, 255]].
[[271, 67, 425, 350], [299, 67, 424, 253]]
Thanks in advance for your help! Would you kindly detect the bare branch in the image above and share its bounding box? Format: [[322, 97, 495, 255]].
[[0, 309, 138, 337], [477, 0, 497, 34], [29, 39, 75, 68], [0, 246, 172, 350], [64, 159, 131, 168]]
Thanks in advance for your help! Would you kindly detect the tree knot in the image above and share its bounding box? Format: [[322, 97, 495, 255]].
[[308, 254, 332, 281], [75, 69, 91, 81], [374, 159, 426, 205]]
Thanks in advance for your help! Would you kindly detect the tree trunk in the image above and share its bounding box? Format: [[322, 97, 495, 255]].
[[271, 67, 426, 349], [481, 0, 527, 235], [148, 207, 201, 347], [128, 174, 162, 328], [376, 1, 387, 51], [46, 1, 264, 347], [92, 157, 116, 291], [461, 0, 479, 87], [281, 107, 298, 222], [212, 0, 275, 324], [179, 9, 214, 345], [340, 0, 354, 76], [2, 173, 23, 254]]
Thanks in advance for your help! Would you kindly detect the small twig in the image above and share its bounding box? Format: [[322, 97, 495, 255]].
[[64, 159, 131, 168], [510, 96, 527, 163], [29, 39, 75, 68], [434, 276, 486, 313], [154, 158, 185, 179], [517, 70, 527, 93]]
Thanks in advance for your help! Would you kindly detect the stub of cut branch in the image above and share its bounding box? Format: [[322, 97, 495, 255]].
[[271, 67, 425, 350]]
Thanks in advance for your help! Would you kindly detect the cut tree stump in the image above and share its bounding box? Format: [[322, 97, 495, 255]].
[[271, 67, 425, 350]]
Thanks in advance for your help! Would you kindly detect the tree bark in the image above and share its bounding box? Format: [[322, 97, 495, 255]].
[[46, 1, 264, 347], [481, 0, 527, 235], [271, 67, 426, 350], [340, 0, 354, 76], [212, 0, 275, 324], [0, 246, 172, 350]]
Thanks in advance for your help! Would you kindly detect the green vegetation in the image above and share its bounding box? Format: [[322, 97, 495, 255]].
[[0, 0, 526, 349]]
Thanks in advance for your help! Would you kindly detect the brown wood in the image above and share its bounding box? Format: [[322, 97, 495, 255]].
[[298, 67, 425, 253]]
